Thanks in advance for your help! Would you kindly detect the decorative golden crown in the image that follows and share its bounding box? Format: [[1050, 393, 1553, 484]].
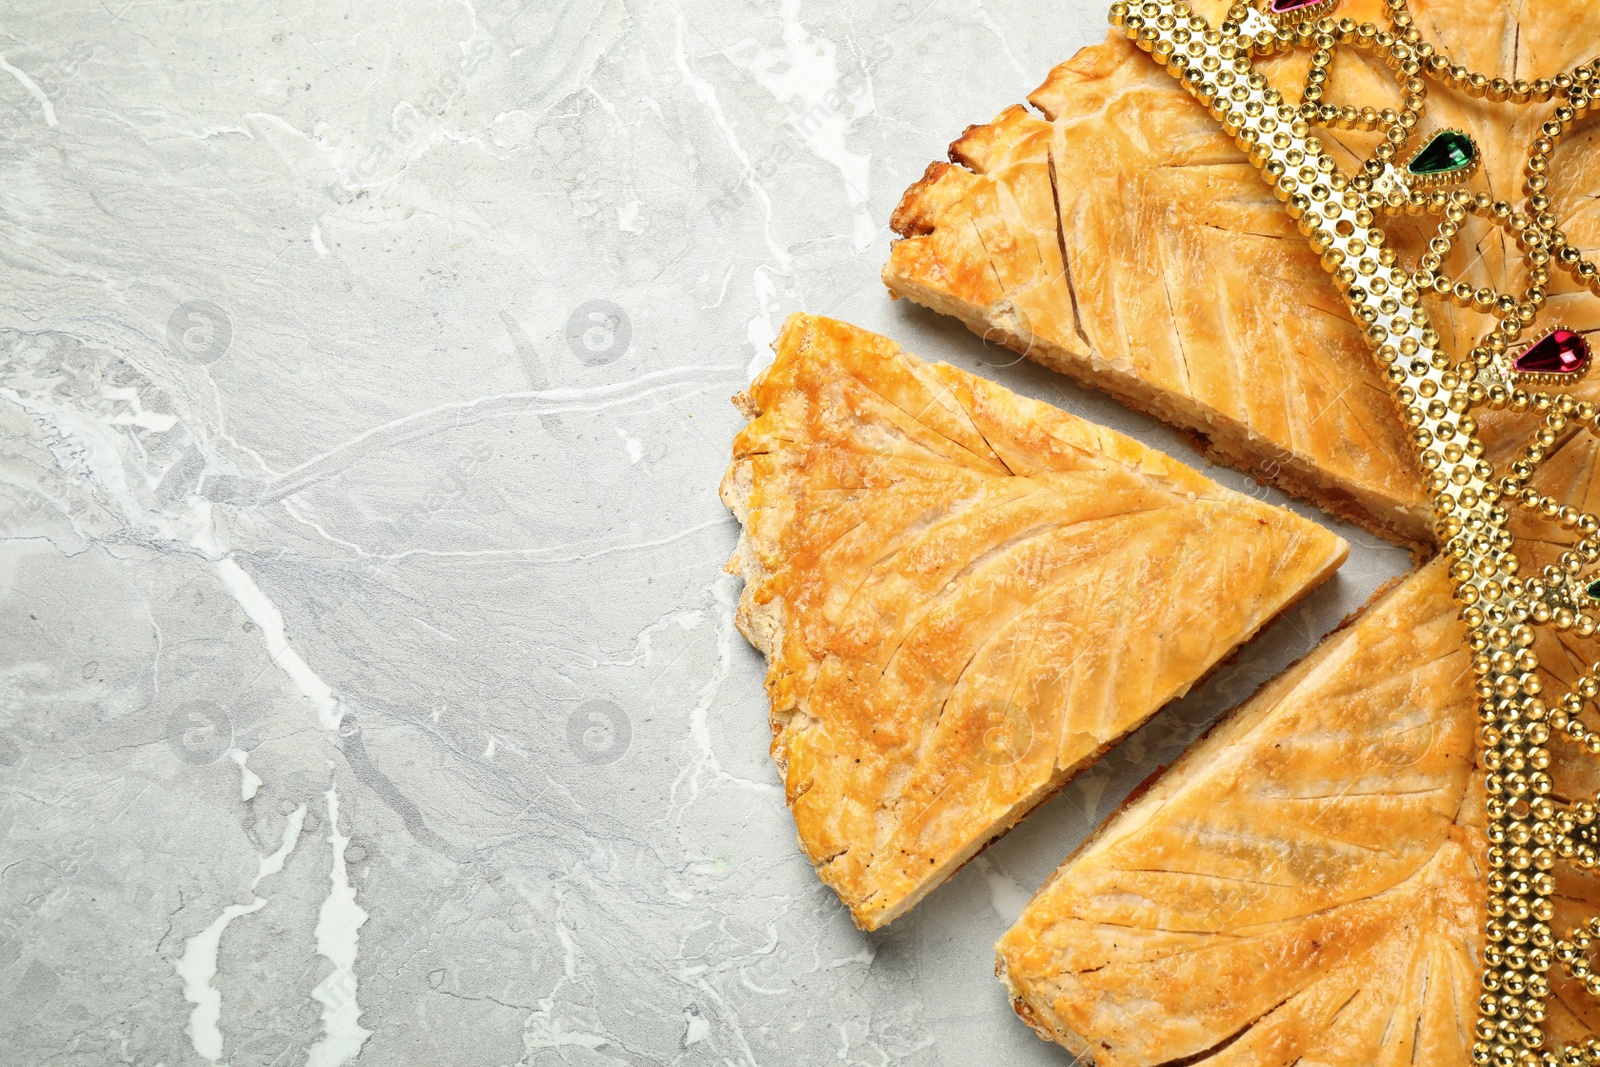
[[1110, 0, 1598, 1061]]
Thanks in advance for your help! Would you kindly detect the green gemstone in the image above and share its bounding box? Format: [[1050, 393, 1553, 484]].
[[1407, 130, 1477, 177], [1587, 578, 1600, 601]]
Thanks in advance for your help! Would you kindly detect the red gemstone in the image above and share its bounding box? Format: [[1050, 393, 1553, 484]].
[[1269, 0, 1324, 11], [1513, 328, 1591, 376]]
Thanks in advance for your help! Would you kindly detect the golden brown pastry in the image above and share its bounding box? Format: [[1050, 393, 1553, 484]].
[[996, 558, 1600, 1065], [722, 312, 1348, 929], [869, 0, 1600, 1054], [884, 0, 1600, 551]]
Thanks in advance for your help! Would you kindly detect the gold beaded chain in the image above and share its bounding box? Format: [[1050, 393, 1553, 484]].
[[1110, 0, 1600, 1062]]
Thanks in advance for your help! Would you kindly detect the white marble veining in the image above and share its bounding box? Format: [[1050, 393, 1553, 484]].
[[0, 0, 1412, 1063]]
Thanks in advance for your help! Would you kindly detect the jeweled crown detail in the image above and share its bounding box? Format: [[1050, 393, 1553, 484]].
[[1112, 0, 1600, 1061]]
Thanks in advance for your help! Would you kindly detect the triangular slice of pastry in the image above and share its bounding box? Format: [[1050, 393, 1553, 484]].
[[722, 313, 1348, 930], [883, 0, 1600, 552], [883, 31, 1431, 548], [996, 558, 1600, 1063]]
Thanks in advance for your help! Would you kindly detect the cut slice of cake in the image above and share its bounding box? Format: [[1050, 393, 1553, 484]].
[[995, 558, 1600, 1064], [883, 0, 1600, 552], [721, 312, 1348, 930], [883, 27, 1433, 548]]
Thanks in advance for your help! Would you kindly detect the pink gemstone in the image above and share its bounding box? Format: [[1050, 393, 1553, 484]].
[[1513, 328, 1591, 375], [1269, 0, 1325, 11]]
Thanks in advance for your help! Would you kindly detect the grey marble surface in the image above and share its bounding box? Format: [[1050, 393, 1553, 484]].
[[0, 1, 1415, 1064]]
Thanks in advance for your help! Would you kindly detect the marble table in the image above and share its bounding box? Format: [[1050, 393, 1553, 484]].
[[0, 0, 1412, 1063]]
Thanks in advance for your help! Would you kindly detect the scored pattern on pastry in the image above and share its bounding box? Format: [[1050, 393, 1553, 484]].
[[992, 0, 1600, 1061], [720, 313, 1348, 930], [884, 0, 1600, 553], [883, 15, 1433, 546], [997, 559, 1600, 1066]]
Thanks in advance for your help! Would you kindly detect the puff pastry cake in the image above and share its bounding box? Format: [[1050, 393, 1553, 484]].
[[996, 558, 1600, 1064], [884, 0, 1600, 551], [721, 313, 1348, 929]]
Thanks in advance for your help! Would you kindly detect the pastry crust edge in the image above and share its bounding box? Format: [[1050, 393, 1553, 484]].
[[882, 269, 1433, 561], [882, 41, 1434, 559], [991, 561, 1427, 1056], [719, 316, 1352, 932]]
